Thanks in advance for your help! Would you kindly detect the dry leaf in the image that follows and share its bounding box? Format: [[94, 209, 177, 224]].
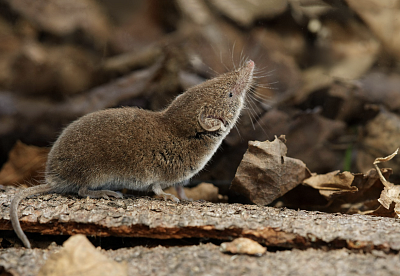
[[279, 166, 394, 215], [360, 72, 400, 111], [293, 20, 379, 105], [342, 168, 391, 203], [220, 238, 266, 256], [231, 135, 311, 205], [38, 234, 127, 276], [303, 171, 357, 200], [6, 0, 111, 46], [175, 0, 213, 25], [0, 141, 49, 186], [346, 0, 400, 61], [300, 168, 394, 215], [361, 202, 396, 218], [289, 0, 332, 19], [9, 43, 97, 96], [357, 108, 400, 176], [372, 149, 400, 217], [285, 112, 346, 173], [111, 1, 170, 53], [209, 0, 288, 27]]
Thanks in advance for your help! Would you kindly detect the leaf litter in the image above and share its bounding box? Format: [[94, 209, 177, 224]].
[[231, 135, 400, 218]]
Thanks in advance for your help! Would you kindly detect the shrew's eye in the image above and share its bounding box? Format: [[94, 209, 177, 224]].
[[228, 92, 233, 97]]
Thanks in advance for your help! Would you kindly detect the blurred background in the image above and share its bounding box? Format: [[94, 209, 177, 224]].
[[1, 0, 400, 205]]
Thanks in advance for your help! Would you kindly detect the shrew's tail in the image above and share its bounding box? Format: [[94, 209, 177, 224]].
[[10, 184, 52, 249]]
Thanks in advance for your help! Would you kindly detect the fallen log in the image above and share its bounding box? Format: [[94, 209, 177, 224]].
[[1, 187, 400, 252]]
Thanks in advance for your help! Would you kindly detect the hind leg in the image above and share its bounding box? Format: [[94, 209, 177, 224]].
[[78, 187, 123, 199], [175, 180, 190, 200], [152, 183, 179, 203]]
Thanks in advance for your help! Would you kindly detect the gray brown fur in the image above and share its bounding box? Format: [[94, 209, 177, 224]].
[[10, 60, 255, 248]]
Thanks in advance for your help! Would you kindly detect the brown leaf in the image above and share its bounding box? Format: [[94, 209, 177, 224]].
[[300, 168, 393, 214], [361, 202, 397, 218], [357, 108, 400, 176], [372, 149, 400, 217], [303, 171, 357, 200], [209, 0, 288, 27], [175, 0, 213, 25], [342, 168, 391, 203], [279, 167, 393, 215], [9, 43, 97, 97], [6, 0, 111, 46], [345, 0, 400, 61], [293, 20, 379, 105], [285, 112, 346, 173], [220, 238, 266, 256], [110, 1, 171, 53], [289, 0, 332, 18], [0, 141, 49, 186], [38, 234, 127, 276], [231, 135, 311, 205], [360, 72, 400, 111]]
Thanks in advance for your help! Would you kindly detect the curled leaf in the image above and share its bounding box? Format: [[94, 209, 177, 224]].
[[373, 149, 400, 217], [303, 171, 358, 200]]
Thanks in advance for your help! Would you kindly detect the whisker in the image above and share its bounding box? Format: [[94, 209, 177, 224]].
[[254, 84, 279, 90], [233, 124, 242, 142], [253, 70, 277, 78], [246, 96, 271, 139], [246, 108, 257, 131], [231, 41, 237, 70], [239, 48, 245, 68], [208, 42, 229, 74], [251, 92, 272, 102], [244, 96, 262, 131], [220, 51, 229, 72]]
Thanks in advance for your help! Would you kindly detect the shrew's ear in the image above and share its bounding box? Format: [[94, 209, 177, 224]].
[[198, 109, 225, 132]]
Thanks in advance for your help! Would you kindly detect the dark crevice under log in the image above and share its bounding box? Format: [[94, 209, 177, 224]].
[[1, 187, 400, 252]]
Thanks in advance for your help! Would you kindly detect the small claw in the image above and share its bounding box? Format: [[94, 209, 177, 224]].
[[175, 185, 190, 200], [163, 194, 179, 203], [152, 184, 179, 203]]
